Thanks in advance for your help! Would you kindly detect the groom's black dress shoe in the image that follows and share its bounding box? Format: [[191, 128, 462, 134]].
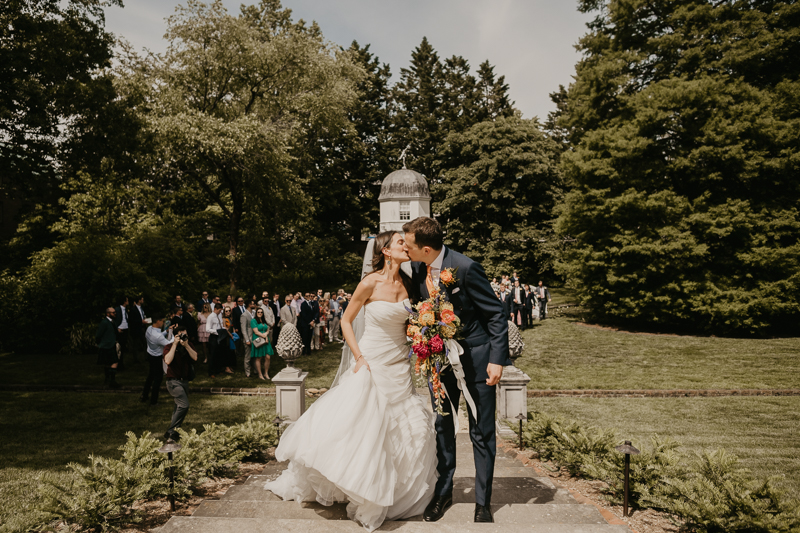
[[474, 503, 494, 523], [423, 494, 452, 522]]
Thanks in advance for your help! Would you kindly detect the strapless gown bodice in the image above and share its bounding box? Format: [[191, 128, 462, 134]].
[[264, 299, 437, 532]]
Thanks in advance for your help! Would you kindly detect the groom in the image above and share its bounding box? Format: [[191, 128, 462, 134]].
[[403, 217, 511, 523]]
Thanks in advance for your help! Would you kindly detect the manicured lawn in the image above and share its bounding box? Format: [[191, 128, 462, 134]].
[[515, 290, 800, 390], [0, 391, 276, 533], [527, 396, 800, 499]]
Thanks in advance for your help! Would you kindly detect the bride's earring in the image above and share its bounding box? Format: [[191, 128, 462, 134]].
[[387, 257, 392, 268]]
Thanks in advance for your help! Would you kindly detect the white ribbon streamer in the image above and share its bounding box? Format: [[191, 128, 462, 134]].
[[440, 338, 477, 434]]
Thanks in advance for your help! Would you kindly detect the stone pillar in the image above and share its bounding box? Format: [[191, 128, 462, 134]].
[[272, 366, 309, 421], [496, 365, 531, 420]]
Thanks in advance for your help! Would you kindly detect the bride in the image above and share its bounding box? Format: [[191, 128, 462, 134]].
[[264, 230, 437, 531]]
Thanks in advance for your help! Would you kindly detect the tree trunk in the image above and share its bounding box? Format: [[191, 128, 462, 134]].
[[228, 191, 243, 295]]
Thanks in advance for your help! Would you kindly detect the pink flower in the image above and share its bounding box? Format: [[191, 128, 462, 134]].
[[429, 334, 444, 353], [413, 342, 430, 360]]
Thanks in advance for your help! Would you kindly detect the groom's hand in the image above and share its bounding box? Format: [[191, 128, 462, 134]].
[[486, 363, 503, 386]]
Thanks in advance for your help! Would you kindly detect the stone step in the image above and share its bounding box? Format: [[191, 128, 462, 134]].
[[160, 516, 631, 533], [193, 500, 611, 525], [236, 476, 569, 505]]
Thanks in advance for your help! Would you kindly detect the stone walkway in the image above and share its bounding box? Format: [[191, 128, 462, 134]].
[[157, 405, 632, 533]]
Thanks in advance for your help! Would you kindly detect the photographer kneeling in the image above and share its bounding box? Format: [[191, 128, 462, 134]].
[[163, 325, 198, 441]]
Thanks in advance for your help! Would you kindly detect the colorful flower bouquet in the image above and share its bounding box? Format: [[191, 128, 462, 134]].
[[406, 276, 462, 416]]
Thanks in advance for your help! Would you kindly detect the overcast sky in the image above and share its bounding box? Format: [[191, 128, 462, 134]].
[[104, 0, 593, 121]]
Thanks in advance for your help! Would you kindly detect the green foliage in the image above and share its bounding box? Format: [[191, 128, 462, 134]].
[[556, 0, 800, 335], [650, 450, 800, 532], [520, 411, 800, 531], [435, 116, 564, 278], [40, 432, 166, 530], [35, 413, 278, 532]]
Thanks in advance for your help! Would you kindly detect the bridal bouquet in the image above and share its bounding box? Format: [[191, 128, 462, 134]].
[[406, 277, 462, 416]]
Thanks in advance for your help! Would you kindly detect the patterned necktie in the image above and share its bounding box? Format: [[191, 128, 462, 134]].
[[426, 265, 435, 295]]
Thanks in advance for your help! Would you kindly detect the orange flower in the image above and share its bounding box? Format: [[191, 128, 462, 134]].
[[418, 302, 433, 313], [440, 309, 456, 324], [407, 325, 420, 337], [419, 312, 436, 326], [412, 333, 424, 345], [440, 269, 454, 284]]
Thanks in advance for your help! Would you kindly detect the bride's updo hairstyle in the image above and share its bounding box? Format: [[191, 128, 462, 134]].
[[371, 230, 398, 272]]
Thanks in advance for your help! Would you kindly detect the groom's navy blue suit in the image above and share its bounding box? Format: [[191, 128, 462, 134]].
[[410, 247, 511, 507]]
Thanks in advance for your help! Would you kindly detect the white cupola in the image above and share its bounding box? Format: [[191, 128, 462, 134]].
[[378, 168, 431, 233]]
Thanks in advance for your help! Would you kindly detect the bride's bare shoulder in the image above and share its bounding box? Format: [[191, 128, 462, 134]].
[[356, 272, 380, 292]]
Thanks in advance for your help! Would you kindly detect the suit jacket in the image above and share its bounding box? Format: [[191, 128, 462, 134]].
[[269, 301, 281, 323], [95, 318, 117, 349], [240, 310, 254, 341], [311, 300, 320, 322], [182, 312, 198, 341], [534, 286, 551, 300], [410, 247, 511, 382], [298, 300, 315, 328], [196, 298, 211, 312], [510, 286, 526, 311], [231, 305, 246, 332], [525, 291, 536, 310], [279, 304, 297, 326], [129, 305, 146, 332], [113, 305, 129, 329], [498, 292, 512, 318]]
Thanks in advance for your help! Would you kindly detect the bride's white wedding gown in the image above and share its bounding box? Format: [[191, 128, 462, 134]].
[[264, 299, 438, 531]]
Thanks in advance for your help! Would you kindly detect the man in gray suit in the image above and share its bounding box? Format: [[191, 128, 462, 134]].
[[240, 300, 256, 377]]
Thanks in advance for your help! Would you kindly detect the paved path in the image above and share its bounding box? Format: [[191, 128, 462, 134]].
[[157, 403, 632, 533]]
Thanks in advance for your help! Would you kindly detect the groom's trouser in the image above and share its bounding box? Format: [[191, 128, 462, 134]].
[[430, 369, 497, 506]]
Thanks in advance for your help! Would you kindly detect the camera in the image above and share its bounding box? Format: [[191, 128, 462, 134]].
[[178, 332, 188, 342]]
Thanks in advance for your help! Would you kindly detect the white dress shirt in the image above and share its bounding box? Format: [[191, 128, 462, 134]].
[[118, 306, 129, 330], [428, 246, 446, 285], [206, 311, 223, 335]]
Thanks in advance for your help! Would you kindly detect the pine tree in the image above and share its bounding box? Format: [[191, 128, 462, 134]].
[[557, 0, 800, 335]]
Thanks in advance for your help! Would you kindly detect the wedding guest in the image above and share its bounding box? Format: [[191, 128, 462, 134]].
[[498, 288, 512, 319], [197, 303, 211, 363], [174, 295, 184, 311], [223, 295, 235, 310], [113, 296, 130, 371], [96, 307, 120, 389], [250, 307, 274, 380], [184, 304, 198, 343], [210, 295, 221, 312], [298, 294, 314, 355], [142, 313, 174, 405], [318, 298, 328, 348], [279, 295, 297, 327], [327, 292, 341, 342], [524, 284, 536, 328], [268, 293, 281, 343], [511, 280, 526, 329], [196, 291, 211, 312], [258, 295, 275, 343], [240, 300, 255, 378], [221, 307, 236, 374], [129, 296, 147, 358], [163, 324, 197, 441], [291, 292, 302, 314], [310, 294, 321, 351], [232, 297, 246, 357], [206, 304, 224, 377], [535, 281, 552, 320]]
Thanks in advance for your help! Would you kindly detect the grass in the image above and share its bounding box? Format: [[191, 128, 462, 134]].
[[515, 289, 800, 390], [0, 340, 344, 391], [527, 396, 800, 499], [0, 391, 276, 533]]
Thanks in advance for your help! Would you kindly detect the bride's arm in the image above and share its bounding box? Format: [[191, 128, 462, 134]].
[[341, 275, 376, 372]]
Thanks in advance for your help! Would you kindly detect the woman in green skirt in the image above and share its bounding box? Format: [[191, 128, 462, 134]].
[[251, 307, 274, 380]]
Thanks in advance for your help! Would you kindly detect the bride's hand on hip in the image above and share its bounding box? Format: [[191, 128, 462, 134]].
[[354, 356, 371, 373]]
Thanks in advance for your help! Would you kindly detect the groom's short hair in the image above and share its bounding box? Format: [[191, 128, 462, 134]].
[[403, 217, 443, 250]]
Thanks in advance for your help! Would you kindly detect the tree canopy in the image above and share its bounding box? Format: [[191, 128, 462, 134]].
[[555, 0, 800, 335]]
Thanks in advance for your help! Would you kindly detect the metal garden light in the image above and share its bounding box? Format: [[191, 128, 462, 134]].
[[158, 439, 182, 512], [614, 440, 640, 517], [273, 415, 285, 440], [515, 413, 526, 449]]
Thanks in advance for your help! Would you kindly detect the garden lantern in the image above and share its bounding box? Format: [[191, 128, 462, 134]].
[[614, 440, 640, 517], [515, 413, 526, 449], [273, 416, 285, 440], [158, 439, 182, 512]]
